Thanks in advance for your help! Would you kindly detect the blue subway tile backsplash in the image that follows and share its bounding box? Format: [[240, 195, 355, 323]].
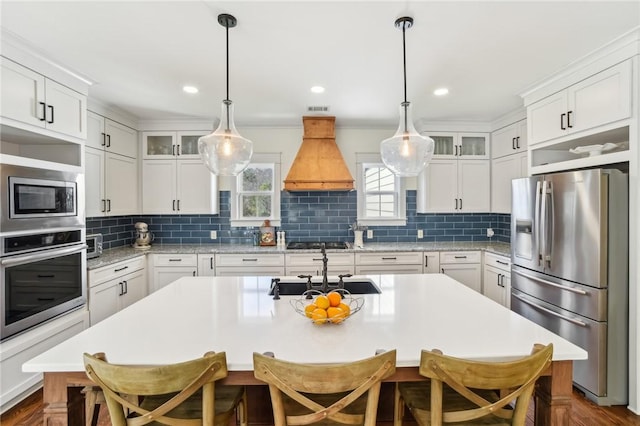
[[87, 190, 512, 249]]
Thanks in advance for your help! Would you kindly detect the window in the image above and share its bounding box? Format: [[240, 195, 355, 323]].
[[356, 153, 406, 226], [230, 153, 281, 227]]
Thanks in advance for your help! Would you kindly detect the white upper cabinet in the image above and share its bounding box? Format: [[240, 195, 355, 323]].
[[87, 111, 137, 158], [491, 119, 528, 159], [85, 111, 138, 217], [491, 152, 527, 214], [417, 159, 490, 213], [1, 57, 86, 140], [142, 131, 203, 159], [528, 61, 631, 145], [142, 131, 218, 215], [427, 132, 490, 160]]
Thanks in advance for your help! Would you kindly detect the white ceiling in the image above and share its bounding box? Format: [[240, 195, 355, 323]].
[[2, 1, 639, 128]]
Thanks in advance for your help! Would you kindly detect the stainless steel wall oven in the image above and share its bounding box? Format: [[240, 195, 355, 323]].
[[1, 229, 87, 341]]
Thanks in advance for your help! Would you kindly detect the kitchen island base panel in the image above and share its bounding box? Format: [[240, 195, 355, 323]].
[[40, 365, 572, 425]]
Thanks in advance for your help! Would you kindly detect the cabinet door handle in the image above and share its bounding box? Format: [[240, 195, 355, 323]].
[[192, 270, 196, 276], [106, 134, 111, 147], [512, 138, 516, 150], [425, 257, 429, 267], [119, 282, 124, 296], [107, 199, 111, 212], [47, 105, 54, 124], [114, 265, 129, 272], [38, 102, 46, 121], [177, 200, 180, 211], [101, 199, 106, 213], [516, 136, 520, 149], [459, 198, 462, 210], [454, 198, 458, 210], [172, 144, 176, 156], [441, 268, 445, 274], [173, 200, 176, 211], [567, 110, 573, 128], [210, 258, 214, 269], [177, 144, 180, 156], [560, 113, 566, 130], [496, 260, 509, 265], [123, 280, 128, 294], [101, 132, 107, 146]]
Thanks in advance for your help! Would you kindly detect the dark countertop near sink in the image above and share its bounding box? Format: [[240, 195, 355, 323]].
[[87, 241, 510, 270]]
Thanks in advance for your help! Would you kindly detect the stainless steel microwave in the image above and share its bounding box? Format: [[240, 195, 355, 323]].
[[86, 233, 103, 259], [0, 164, 84, 233]]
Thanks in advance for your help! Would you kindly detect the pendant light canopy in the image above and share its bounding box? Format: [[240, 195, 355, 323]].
[[380, 16, 434, 177], [199, 13, 253, 176]]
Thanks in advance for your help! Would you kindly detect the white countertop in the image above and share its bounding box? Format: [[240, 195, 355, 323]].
[[23, 274, 586, 373]]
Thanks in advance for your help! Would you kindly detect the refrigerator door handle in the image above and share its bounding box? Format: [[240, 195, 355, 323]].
[[511, 269, 588, 295], [534, 180, 543, 266], [546, 181, 554, 268], [512, 293, 587, 327]]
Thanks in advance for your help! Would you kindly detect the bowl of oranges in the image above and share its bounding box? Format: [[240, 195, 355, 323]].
[[291, 290, 364, 325]]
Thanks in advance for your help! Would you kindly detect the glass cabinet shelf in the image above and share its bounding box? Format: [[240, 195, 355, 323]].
[[423, 132, 489, 159], [143, 131, 210, 159]]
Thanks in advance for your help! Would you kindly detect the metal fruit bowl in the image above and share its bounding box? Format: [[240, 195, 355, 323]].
[[290, 289, 364, 325]]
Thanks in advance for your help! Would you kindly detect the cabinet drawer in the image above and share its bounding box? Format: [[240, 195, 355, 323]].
[[355, 252, 422, 265], [152, 254, 198, 267], [216, 253, 284, 267], [215, 266, 285, 277], [88, 256, 146, 287], [484, 252, 511, 272], [355, 264, 423, 275], [285, 266, 355, 277], [440, 251, 481, 264], [285, 253, 354, 267]]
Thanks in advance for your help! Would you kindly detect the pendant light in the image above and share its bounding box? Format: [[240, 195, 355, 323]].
[[380, 16, 434, 177], [198, 13, 253, 176]]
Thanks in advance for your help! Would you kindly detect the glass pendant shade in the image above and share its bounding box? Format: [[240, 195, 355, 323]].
[[381, 102, 434, 177], [198, 100, 253, 176]]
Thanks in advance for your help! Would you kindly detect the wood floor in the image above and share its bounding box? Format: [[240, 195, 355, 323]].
[[2, 386, 640, 425]]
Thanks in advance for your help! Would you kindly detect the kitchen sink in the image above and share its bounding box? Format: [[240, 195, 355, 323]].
[[268, 278, 381, 295]]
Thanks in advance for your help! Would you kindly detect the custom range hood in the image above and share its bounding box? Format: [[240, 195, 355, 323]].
[[284, 116, 354, 191]]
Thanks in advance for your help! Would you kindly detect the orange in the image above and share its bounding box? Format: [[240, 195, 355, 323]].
[[311, 308, 328, 324], [338, 302, 351, 317], [315, 295, 330, 310], [304, 303, 317, 318], [327, 306, 346, 323], [327, 291, 342, 307]]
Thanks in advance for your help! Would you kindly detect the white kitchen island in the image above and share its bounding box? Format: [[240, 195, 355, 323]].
[[24, 274, 587, 425]]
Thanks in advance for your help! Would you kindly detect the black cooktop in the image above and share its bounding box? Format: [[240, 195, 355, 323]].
[[286, 241, 349, 250]]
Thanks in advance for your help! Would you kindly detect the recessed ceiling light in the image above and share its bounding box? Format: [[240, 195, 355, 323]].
[[434, 87, 449, 96], [183, 85, 199, 94], [310, 86, 325, 94]]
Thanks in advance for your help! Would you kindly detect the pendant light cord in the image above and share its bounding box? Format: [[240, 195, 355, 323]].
[[225, 21, 230, 130], [401, 23, 408, 133]]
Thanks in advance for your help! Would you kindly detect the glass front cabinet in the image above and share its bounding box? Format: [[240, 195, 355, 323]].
[[142, 131, 209, 159], [423, 132, 490, 160]]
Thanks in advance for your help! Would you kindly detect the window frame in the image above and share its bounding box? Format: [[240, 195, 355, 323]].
[[356, 153, 406, 226], [230, 153, 281, 227]]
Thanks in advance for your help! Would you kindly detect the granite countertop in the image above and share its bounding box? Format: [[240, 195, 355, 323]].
[[87, 241, 511, 270]]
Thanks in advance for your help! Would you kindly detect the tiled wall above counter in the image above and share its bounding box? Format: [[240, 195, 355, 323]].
[[87, 190, 511, 249]]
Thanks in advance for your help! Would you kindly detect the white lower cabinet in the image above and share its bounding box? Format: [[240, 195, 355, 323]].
[[88, 257, 147, 325], [285, 253, 354, 276], [423, 252, 440, 273], [198, 254, 216, 277], [150, 254, 197, 292], [482, 252, 511, 308], [439, 251, 482, 293], [355, 252, 423, 274], [215, 253, 284, 277], [0, 309, 89, 413]]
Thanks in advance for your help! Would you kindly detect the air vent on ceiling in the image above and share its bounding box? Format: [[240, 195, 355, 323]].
[[307, 106, 330, 112]]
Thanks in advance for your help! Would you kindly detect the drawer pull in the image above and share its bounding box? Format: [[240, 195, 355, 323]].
[[382, 257, 397, 260], [37, 274, 55, 278], [168, 259, 183, 262], [242, 258, 258, 262], [454, 255, 467, 259], [496, 260, 509, 265], [114, 266, 129, 272], [312, 258, 323, 261]]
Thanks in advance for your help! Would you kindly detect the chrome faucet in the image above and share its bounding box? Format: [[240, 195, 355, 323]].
[[321, 243, 329, 293]]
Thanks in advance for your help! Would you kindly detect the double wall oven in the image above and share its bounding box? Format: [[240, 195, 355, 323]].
[[1, 164, 87, 341]]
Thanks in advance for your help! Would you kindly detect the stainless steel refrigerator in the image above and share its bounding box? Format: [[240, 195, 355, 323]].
[[510, 168, 628, 405]]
